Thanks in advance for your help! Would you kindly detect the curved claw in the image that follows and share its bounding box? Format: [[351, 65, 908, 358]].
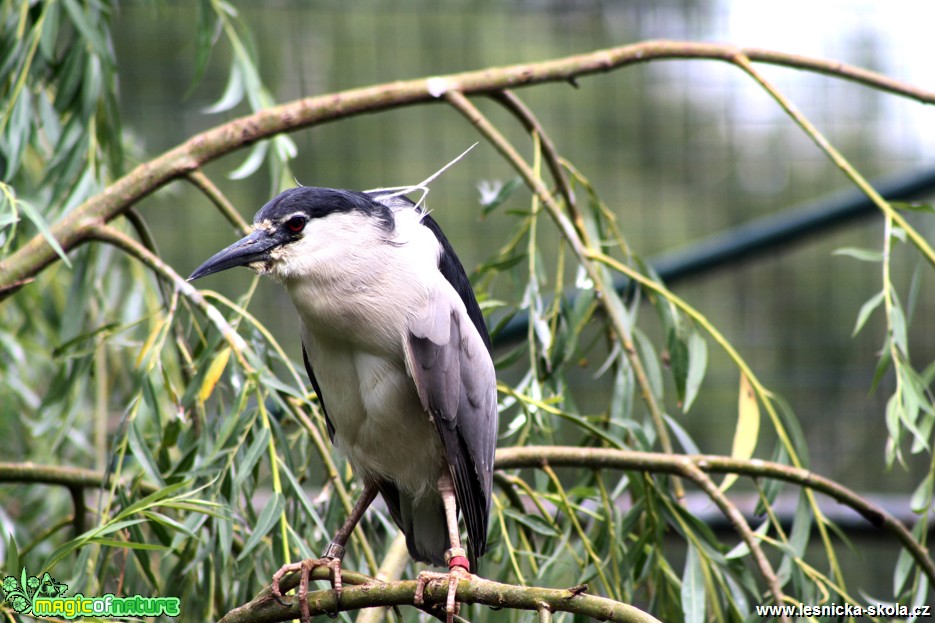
[[414, 568, 470, 623], [270, 557, 344, 623], [322, 557, 343, 619], [271, 560, 304, 606]]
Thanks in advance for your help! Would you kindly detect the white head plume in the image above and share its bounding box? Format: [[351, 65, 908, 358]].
[[368, 143, 478, 210]]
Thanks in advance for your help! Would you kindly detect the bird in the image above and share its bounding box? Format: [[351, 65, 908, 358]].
[[188, 184, 498, 622]]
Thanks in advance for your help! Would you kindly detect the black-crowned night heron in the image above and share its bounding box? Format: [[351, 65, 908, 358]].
[[189, 185, 498, 622]]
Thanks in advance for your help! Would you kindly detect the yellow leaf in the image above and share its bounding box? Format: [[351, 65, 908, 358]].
[[136, 317, 166, 370], [199, 347, 231, 403], [721, 372, 760, 492]]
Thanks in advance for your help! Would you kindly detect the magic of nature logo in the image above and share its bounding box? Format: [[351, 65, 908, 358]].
[[2, 568, 180, 619]]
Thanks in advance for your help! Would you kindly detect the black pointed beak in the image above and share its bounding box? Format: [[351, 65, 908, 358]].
[[188, 228, 284, 281]]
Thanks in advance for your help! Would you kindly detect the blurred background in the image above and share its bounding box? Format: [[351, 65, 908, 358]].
[[110, 0, 934, 592]]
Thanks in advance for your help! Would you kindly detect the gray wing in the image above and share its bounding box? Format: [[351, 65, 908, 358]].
[[404, 287, 498, 557]]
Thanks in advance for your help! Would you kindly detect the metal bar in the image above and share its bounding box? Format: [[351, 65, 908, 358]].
[[492, 168, 935, 347]]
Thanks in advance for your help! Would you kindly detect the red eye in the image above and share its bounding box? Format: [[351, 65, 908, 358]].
[[285, 216, 306, 233]]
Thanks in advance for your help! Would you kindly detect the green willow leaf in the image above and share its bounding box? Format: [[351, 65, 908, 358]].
[[681, 544, 705, 623], [853, 289, 885, 336], [832, 247, 883, 262], [237, 492, 283, 561], [61, 0, 109, 56], [233, 427, 270, 490], [15, 198, 72, 267], [228, 139, 269, 180], [203, 63, 245, 114], [683, 330, 707, 413], [667, 327, 689, 405]]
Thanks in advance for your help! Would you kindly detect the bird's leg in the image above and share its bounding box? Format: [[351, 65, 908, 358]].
[[272, 482, 378, 623], [414, 472, 471, 623]]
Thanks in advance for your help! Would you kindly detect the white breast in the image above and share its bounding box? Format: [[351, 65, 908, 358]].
[[279, 207, 449, 498]]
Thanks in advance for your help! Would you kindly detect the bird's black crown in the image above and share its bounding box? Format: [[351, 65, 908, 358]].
[[256, 187, 395, 231]]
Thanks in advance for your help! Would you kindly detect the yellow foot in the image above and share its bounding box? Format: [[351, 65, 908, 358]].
[[414, 567, 470, 623], [271, 554, 343, 623]]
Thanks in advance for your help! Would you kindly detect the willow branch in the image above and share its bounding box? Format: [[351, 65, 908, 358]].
[[218, 566, 661, 623], [495, 446, 935, 586], [3, 41, 934, 296], [186, 170, 250, 234], [678, 461, 787, 618], [489, 90, 579, 227], [0, 462, 159, 495], [734, 53, 935, 269]]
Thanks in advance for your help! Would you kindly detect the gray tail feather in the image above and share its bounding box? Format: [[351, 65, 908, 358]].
[[400, 492, 447, 567], [375, 480, 447, 567]]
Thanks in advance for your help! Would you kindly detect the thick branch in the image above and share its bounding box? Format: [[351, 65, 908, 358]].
[[218, 566, 661, 623], [0, 461, 158, 494], [2, 40, 933, 295]]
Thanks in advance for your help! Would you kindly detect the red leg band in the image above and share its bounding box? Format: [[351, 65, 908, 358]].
[[448, 556, 470, 572]]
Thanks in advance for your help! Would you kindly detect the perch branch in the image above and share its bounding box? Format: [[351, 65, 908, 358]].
[[0, 462, 159, 495], [218, 566, 662, 623]]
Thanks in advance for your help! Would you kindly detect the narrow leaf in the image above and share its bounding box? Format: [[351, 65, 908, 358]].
[[664, 414, 700, 455], [480, 177, 522, 215], [61, 0, 108, 55], [203, 63, 244, 114], [633, 328, 663, 402], [683, 331, 707, 413], [892, 200, 935, 213], [832, 247, 883, 262], [681, 544, 705, 623], [502, 508, 560, 537], [910, 471, 934, 513], [852, 289, 885, 337], [127, 420, 166, 488], [233, 427, 270, 490], [891, 302, 908, 356], [667, 327, 689, 404], [89, 538, 168, 551], [228, 140, 269, 180], [4, 533, 19, 578], [721, 373, 760, 492], [199, 346, 231, 402], [17, 198, 72, 268], [237, 492, 284, 561], [114, 481, 190, 520], [894, 526, 919, 595]]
